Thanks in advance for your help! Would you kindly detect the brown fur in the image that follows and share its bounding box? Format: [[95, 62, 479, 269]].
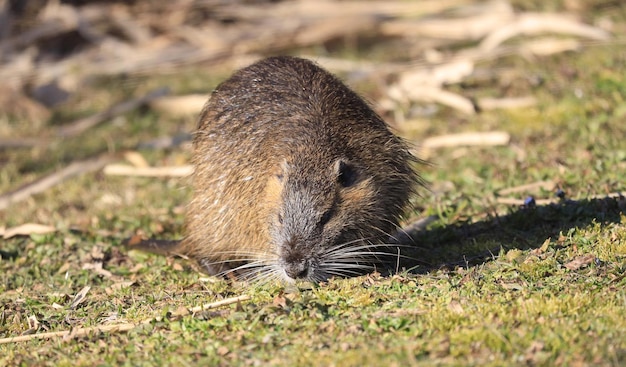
[[137, 56, 419, 282]]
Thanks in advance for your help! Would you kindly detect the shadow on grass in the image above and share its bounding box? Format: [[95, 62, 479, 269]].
[[395, 195, 625, 273]]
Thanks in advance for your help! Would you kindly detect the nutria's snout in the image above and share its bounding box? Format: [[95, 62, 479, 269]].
[[278, 234, 318, 280], [282, 256, 312, 280]]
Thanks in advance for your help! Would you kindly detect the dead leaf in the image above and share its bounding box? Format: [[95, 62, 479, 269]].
[[108, 281, 136, 291], [69, 286, 91, 309], [525, 340, 546, 363], [56, 262, 71, 275], [448, 300, 464, 314], [129, 263, 145, 273], [501, 282, 524, 290], [27, 315, 40, 329], [82, 262, 113, 278], [124, 234, 145, 247], [21, 315, 40, 335], [272, 292, 290, 309], [174, 306, 189, 317], [123, 151, 150, 168], [90, 246, 105, 261], [564, 254, 596, 270]]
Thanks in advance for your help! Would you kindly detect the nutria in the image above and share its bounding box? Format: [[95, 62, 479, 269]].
[[128, 56, 419, 282]]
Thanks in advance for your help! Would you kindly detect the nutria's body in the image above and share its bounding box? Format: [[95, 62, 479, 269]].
[[141, 56, 418, 282]]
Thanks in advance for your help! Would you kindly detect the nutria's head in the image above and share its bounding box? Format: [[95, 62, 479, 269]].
[[263, 142, 414, 282]]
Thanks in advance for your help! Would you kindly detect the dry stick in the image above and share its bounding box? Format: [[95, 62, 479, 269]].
[[184, 295, 251, 316], [422, 131, 511, 149], [103, 164, 193, 177], [0, 137, 49, 149], [57, 87, 170, 138], [496, 197, 556, 206], [0, 294, 251, 345], [0, 87, 172, 149], [0, 154, 116, 211], [497, 180, 555, 196], [0, 323, 139, 345]]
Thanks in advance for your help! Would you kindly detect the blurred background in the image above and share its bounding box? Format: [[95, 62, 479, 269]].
[[0, 0, 623, 235]]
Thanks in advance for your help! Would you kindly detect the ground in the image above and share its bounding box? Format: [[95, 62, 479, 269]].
[[1, 1, 625, 366]]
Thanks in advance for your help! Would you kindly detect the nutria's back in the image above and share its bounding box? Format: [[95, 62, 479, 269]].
[[181, 56, 418, 282]]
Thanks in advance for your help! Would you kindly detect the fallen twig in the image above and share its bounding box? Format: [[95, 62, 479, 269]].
[[495, 191, 624, 206], [57, 87, 170, 138], [480, 13, 610, 52], [0, 153, 116, 211], [477, 96, 536, 110], [148, 94, 208, 117], [178, 295, 251, 316], [0, 323, 139, 345], [0, 138, 49, 149], [422, 131, 510, 149], [1, 223, 57, 239], [496, 197, 556, 206], [497, 180, 556, 196], [103, 164, 193, 177], [0, 294, 251, 344]]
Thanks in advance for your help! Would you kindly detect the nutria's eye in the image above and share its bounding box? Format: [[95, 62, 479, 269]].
[[320, 209, 333, 227], [277, 212, 284, 224], [336, 160, 358, 187]]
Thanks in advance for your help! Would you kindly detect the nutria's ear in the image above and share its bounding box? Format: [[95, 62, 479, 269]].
[[334, 159, 359, 187]]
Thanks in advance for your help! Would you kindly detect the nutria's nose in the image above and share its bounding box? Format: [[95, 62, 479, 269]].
[[284, 262, 309, 279]]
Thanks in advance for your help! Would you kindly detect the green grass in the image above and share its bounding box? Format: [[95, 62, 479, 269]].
[[2, 6, 626, 367]]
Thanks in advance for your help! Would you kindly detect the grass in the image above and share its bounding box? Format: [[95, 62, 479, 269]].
[[2, 4, 626, 367]]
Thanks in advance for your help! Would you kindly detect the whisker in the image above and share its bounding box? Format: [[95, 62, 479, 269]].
[[324, 244, 395, 256], [366, 221, 402, 243], [320, 264, 374, 272], [321, 237, 375, 255], [321, 268, 371, 278], [239, 265, 282, 285]]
